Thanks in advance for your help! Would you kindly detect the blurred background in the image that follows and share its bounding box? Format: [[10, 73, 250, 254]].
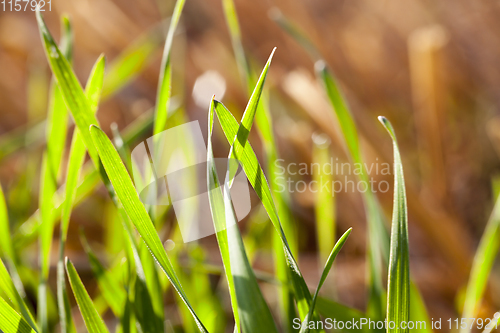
[[1, 0, 500, 331]]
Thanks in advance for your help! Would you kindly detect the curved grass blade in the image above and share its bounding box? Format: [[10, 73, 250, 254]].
[[379, 116, 410, 333], [154, 0, 186, 134], [460, 197, 500, 333], [221, 0, 250, 87], [300, 228, 352, 333], [36, 9, 100, 164], [65, 259, 110, 333], [89, 125, 208, 332], [0, 259, 37, 331], [0, 296, 37, 333]]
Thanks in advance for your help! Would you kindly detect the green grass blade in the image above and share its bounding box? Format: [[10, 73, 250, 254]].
[[221, 2, 299, 326], [65, 259, 110, 333], [36, 9, 100, 164], [207, 98, 241, 332], [317, 62, 387, 318], [213, 99, 317, 321], [0, 259, 38, 331], [154, 0, 186, 134], [300, 228, 352, 333], [58, 54, 105, 333], [221, 0, 250, 86], [0, 296, 37, 333], [208, 98, 278, 332], [460, 197, 500, 333], [379, 116, 410, 333], [89, 125, 208, 332]]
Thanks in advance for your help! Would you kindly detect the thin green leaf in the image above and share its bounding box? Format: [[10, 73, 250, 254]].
[[0, 259, 37, 331], [154, 0, 186, 134], [36, 9, 100, 164], [221, 0, 250, 86], [58, 54, 105, 333], [379, 116, 410, 333], [65, 259, 110, 333], [460, 197, 500, 333], [89, 125, 208, 332], [0, 296, 37, 333], [300, 228, 352, 333]]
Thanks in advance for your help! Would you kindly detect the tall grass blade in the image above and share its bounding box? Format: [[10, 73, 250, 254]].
[[379, 116, 410, 333], [65, 259, 110, 333], [154, 0, 186, 134], [38, 17, 74, 333], [57, 54, 105, 333], [89, 125, 208, 332], [317, 62, 387, 318], [213, 98, 318, 323], [300, 228, 352, 333], [207, 98, 240, 332], [0, 296, 37, 333], [208, 97, 278, 332]]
